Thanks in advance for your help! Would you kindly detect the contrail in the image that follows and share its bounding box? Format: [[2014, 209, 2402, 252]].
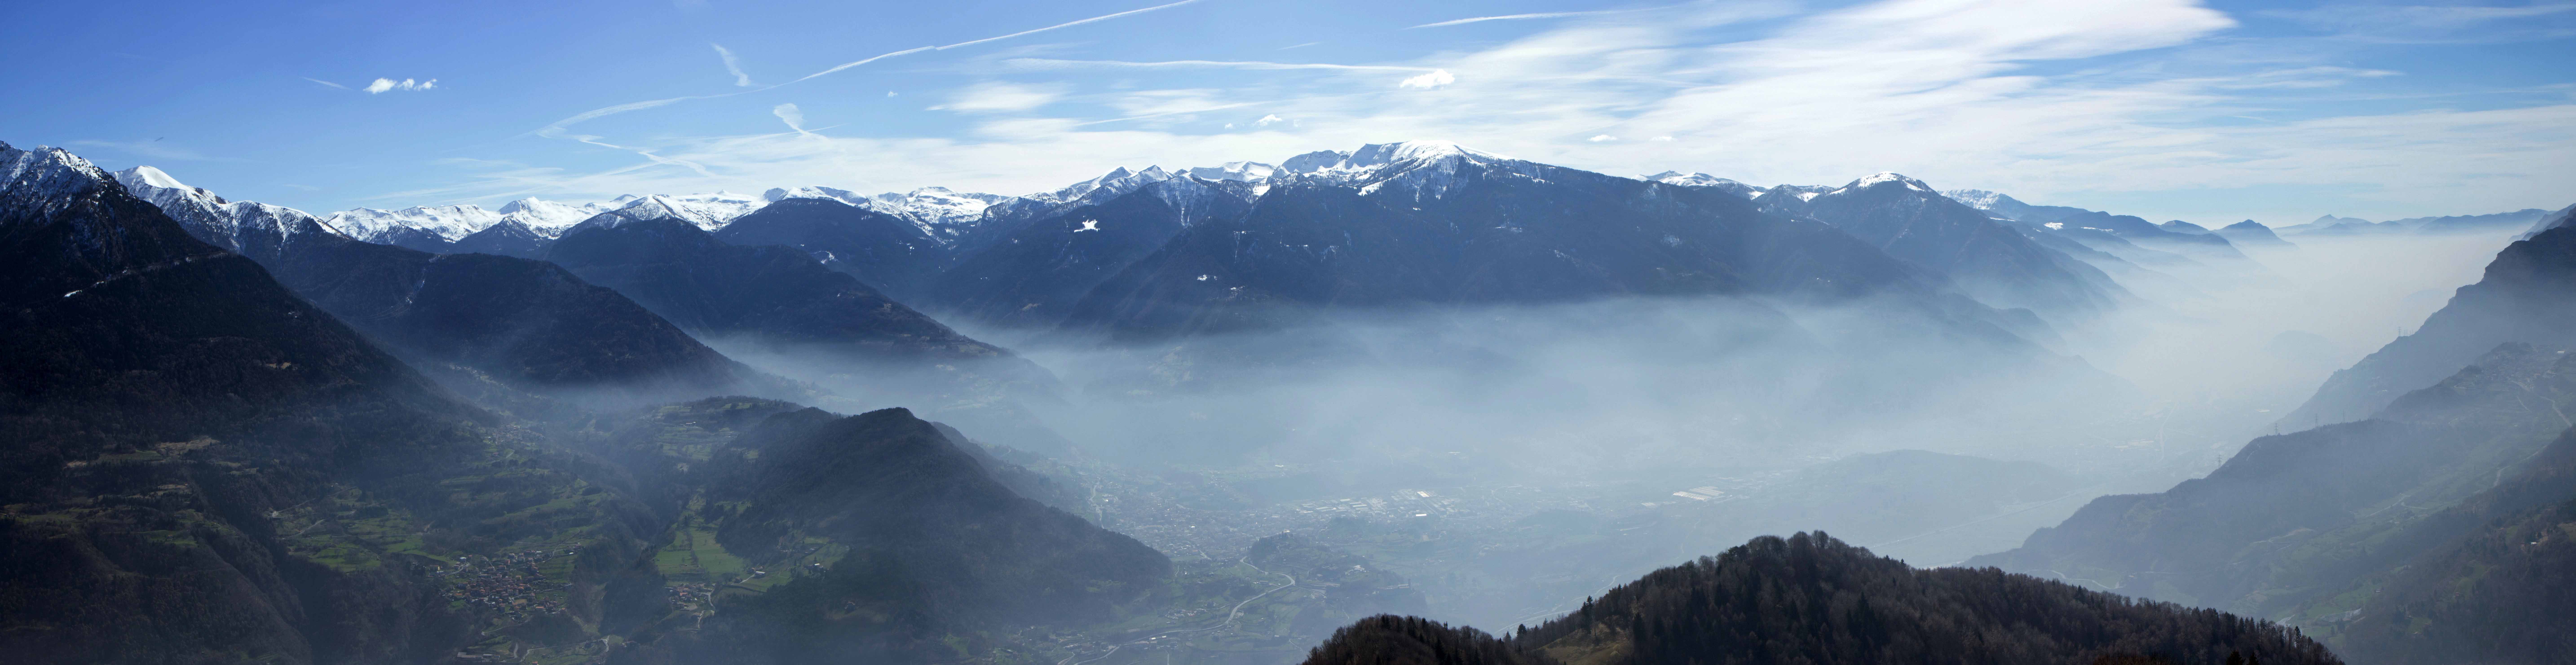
[[532, 0, 1208, 136]]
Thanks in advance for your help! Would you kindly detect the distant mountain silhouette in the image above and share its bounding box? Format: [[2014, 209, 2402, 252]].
[[1058, 144, 2025, 342], [715, 197, 946, 302], [1762, 172, 2128, 320], [928, 176, 1255, 328]]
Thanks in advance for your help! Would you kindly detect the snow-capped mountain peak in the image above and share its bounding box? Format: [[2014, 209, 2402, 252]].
[[102, 163, 339, 253], [597, 194, 722, 230], [119, 165, 192, 192], [765, 184, 1022, 242], [495, 197, 609, 237], [2, 142, 118, 222], [1838, 172, 1934, 194], [1644, 171, 1764, 199], [1278, 140, 1531, 202], [1349, 140, 1496, 167]]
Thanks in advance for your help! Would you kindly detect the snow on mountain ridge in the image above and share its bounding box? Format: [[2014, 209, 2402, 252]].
[[1644, 171, 1764, 199], [1185, 161, 1279, 182], [594, 194, 725, 230], [494, 198, 608, 237], [1, 143, 119, 220], [1840, 172, 1933, 193], [326, 204, 502, 242]]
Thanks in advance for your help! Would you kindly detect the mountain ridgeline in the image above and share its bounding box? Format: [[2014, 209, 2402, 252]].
[[1298, 533, 2338, 665], [109, 167, 794, 412]]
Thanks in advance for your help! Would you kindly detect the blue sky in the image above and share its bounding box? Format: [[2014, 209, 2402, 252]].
[[7, 0, 2572, 224]]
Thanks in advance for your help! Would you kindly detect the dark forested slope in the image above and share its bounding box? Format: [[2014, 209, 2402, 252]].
[[603, 405, 1169, 665], [1300, 533, 2335, 665], [2325, 428, 2576, 663]]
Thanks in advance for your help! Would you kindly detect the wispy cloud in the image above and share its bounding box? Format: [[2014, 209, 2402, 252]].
[[1409, 7, 1665, 29], [947, 82, 1066, 112], [711, 43, 754, 86], [2259, 2, 2576, 44], [773, 103, 811, 135], [301, 77, 350, 90], [532, 0, 1208, 138], [365, 78, 437, 93], [410, 0, 2574, 222], [1005, 58, 1434, 72]]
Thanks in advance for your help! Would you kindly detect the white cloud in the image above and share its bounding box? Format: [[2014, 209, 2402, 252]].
[[773, 103, 810, 135], [1650, 136, 1675, 142], [1588, 134, 1619, 142], [947, 81, 1064, 112], [364, 78, 437, 93], [711, 43, 754, 86], [1253, 114, 1288, 127], [1399, 69, 1456, 89], [301, 77, 349, 90]]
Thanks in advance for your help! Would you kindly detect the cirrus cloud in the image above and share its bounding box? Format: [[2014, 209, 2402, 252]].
[[364, 78, 437, 93]]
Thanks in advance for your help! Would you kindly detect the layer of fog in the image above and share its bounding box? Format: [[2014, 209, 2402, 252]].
[[719, 229, 2522, 634], [2057, 231, 2520, 464]]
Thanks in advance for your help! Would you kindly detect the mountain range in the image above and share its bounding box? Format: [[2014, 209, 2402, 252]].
[[15, 133, 2566, 665]]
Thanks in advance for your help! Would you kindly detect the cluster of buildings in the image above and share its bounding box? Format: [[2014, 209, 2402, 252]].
[[433, 549, 572, 620], [664, 582, 717, 611]]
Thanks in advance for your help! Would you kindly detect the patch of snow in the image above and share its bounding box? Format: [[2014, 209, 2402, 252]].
[[1184, 161, 1279, 182], [1643, 171, 1764, 198]]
